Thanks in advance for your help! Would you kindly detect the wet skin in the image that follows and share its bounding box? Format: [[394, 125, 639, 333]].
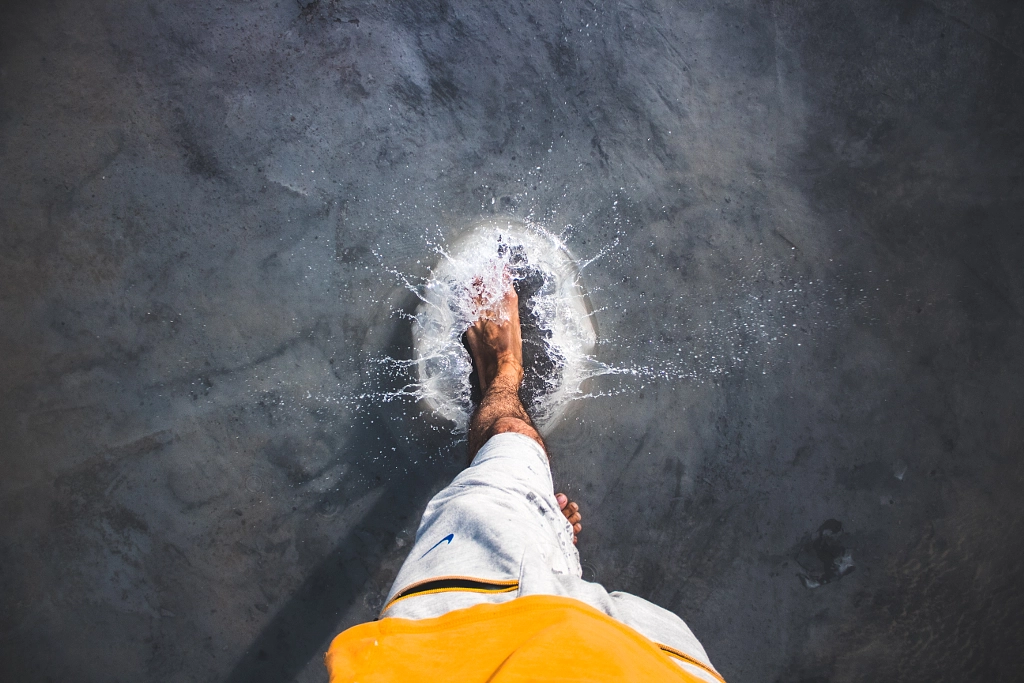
[[465, 287, 582, 542]]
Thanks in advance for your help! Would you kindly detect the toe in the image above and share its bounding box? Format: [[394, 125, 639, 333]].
[[555, 493, 568, 509], [566, 503, 580, 522]]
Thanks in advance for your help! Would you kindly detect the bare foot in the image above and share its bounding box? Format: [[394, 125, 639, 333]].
[[556, 493, 582, 544], [465, 326, 497, 394], [465, 282, 545, 461], [465, 287, 523, 392]]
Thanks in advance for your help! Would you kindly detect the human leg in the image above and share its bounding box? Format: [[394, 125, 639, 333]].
[[381, 284, 583, 619], [381, 431, 580, 620], [465, 288, 545, 459]]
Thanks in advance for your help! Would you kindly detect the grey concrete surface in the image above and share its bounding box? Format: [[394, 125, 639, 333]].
[[2, 0, 1023, 681]]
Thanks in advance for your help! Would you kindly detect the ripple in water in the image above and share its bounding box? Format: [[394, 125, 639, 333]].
[[412, 219, 599, 433]]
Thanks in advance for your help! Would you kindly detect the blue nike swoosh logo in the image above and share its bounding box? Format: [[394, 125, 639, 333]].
[[420, 533, 454, 559]]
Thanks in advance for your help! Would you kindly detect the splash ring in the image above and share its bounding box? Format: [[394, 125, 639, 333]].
[[412, 219, 598, 433]]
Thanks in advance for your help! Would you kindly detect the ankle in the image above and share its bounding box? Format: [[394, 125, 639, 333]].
[[495, 358, 523, 383]]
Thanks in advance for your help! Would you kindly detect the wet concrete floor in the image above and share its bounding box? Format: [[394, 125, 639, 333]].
[[1, 1, 1023, 681]]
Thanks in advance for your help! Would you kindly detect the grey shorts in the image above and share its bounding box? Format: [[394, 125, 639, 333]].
[[381, 433, 721, 682]]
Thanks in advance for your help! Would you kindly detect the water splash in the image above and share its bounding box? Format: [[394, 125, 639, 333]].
[[411, 218, 601, 433], [298, 217, 864, 448]]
